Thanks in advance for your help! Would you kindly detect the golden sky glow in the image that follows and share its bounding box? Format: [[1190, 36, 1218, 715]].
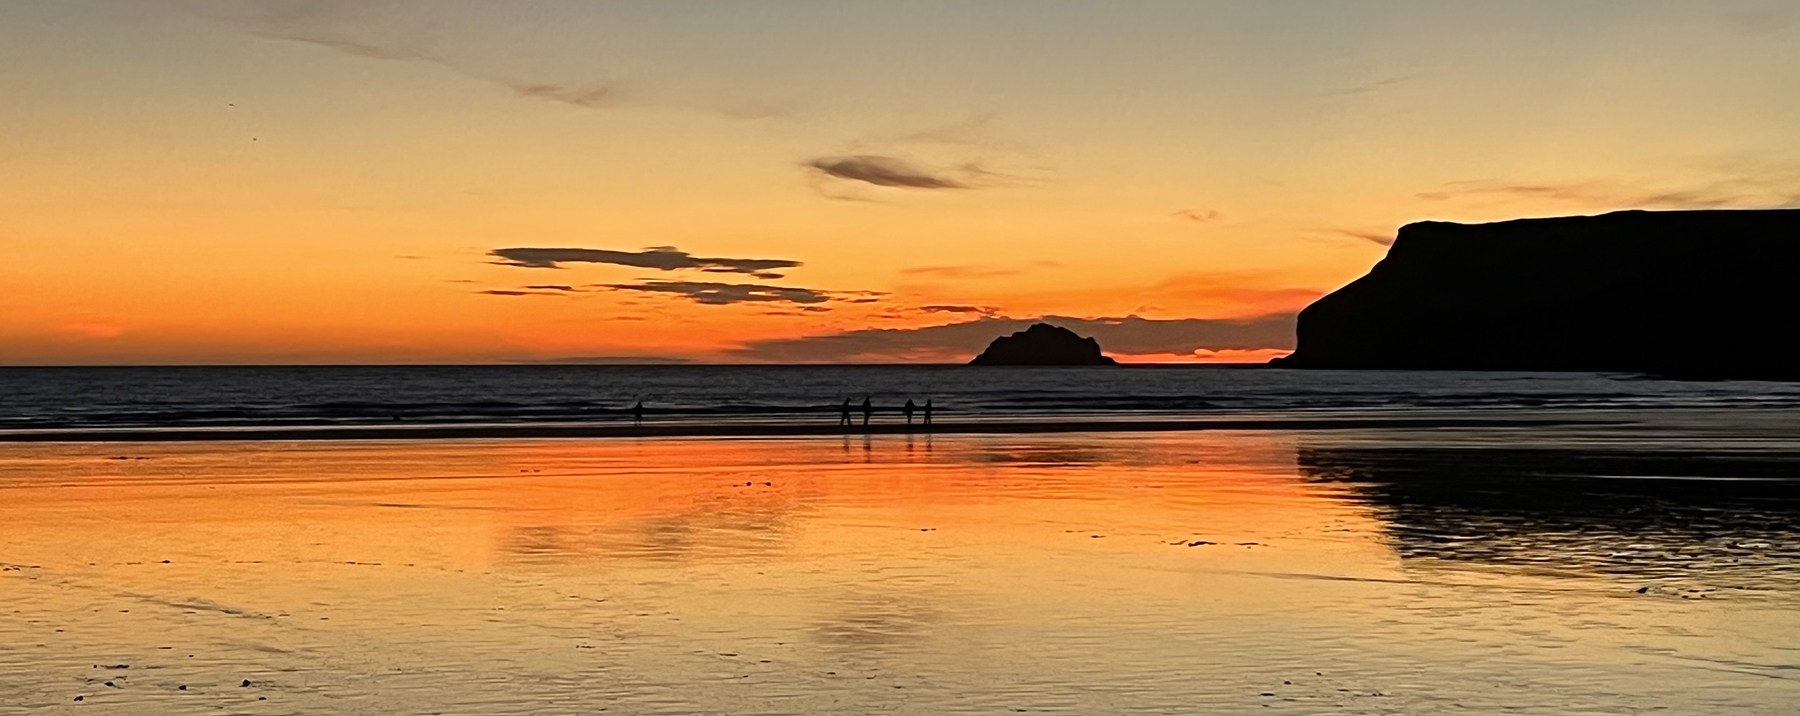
[[4, 1, 1800, 363]]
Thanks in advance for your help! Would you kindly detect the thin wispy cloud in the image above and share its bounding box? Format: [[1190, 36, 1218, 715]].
[[476, 289, 566, 297], [170, 0, 771, 117], [510, 355, 694, 365], [490, 247, 802, 279], [1325, 74, 1422, 97], [900, 261, 1062, 279], [1329, 229, 1396, 246], [901, 265, 1018, 279], [598, 280, 882, 308], [855, 114, 1019, 152], [807, 155, 968, 190], [1173, 209, 1224, 224], [507, 83, 618, 109], [1419, 176, 1800, 211]]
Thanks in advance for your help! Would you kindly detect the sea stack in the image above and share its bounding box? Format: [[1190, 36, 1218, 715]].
[[1272, 209, 1800, 378], [970, 323, 1118, 366]]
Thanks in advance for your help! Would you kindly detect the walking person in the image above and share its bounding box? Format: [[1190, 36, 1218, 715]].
[[838, 397, 852, 427], [923, 399, 933, 426], [860, 396, 873, 427], [632, 400, 645, 426], [903, 398, 917, 425]]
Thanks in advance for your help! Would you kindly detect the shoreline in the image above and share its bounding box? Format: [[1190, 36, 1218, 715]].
[[0, 416, 1590, 443]]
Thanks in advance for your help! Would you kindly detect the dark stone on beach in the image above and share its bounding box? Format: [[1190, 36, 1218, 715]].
[[241, 679, 252, 687], [969, 323, 1118, 366], [178, 685, 187, 690], [73, 696, 84, 702], [1271, 209, 1800, 378]]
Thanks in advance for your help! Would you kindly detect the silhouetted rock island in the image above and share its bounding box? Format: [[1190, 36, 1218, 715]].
[[970, 323, 1119, 366], [1272, 209, 1800, 378]]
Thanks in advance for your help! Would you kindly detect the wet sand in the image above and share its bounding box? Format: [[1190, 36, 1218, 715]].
[[0, 414, 1584, 442], [2, 419, 1797, 714]]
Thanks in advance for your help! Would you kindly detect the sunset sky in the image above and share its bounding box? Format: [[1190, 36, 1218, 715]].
[[5, 0, 1800, 364]]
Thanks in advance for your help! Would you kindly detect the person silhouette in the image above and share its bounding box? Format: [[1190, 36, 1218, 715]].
[[860, 396, 873, 427], [838, 397, 852, 427], [903, 398, 917, 425], [632, 400, 644, 426], [924, 399, 933, 426]]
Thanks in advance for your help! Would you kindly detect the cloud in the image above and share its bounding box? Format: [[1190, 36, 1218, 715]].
[[507, 82, 618, 109], [732, 313, 1297, 363], [806, 156, 967, 189], [508, 355, 694, 365], [919, 305, 999, 315], [807, 116, 1050, 200], [900, 265, 1019, 279], [490, 247, 802, 279], [171, 0, 763, 117], [599, 280, 841, 306], [1418, 176, 1800, 211], [1174, 209, 1224, 223], [524, 285, 577, 291], [1325, 74, 1422, 97], [899, 261, 1061, 279], [476, 289, 565, 296], [1329, 229, 1396, 246]]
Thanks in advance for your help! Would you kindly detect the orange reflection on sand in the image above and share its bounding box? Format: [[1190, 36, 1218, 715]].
[[0, 433, 1376, 576], [7, 434, 1797, 714]]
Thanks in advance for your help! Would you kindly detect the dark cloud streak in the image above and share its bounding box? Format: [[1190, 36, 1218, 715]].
[[491, 247, 801, 279], [807, 155, 966, 189], [600, 280, 834, 306], [477, 289, 564, 297]]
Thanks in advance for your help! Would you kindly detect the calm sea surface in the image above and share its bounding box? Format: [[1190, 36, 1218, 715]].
[[5, 366, 1800, 432], [2, 368, 1798, 713]]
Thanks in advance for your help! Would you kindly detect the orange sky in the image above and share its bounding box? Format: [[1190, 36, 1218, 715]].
[[4, 1, 1799, 364]]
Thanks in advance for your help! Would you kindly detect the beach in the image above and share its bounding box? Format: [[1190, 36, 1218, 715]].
[[4, 410, 1798, 714]]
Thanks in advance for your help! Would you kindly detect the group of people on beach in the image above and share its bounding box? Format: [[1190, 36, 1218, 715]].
[[837, 396, 932, 427], [622, 397, 933, 428]]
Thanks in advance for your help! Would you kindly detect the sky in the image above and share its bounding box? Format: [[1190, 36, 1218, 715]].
[[4, 0, 1800, 364]]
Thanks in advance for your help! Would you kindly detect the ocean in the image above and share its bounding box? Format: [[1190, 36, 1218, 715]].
[[5, 365, 1800, 433]]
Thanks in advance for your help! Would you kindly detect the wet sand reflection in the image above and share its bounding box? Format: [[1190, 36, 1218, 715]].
[[1, 431, 1796, 714], [1301, 443, 1800, 593]]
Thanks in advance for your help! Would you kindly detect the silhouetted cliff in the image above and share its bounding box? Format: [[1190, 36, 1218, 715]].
[[970, 323, 1118, 366], [1272, 209, 1800, 378]]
